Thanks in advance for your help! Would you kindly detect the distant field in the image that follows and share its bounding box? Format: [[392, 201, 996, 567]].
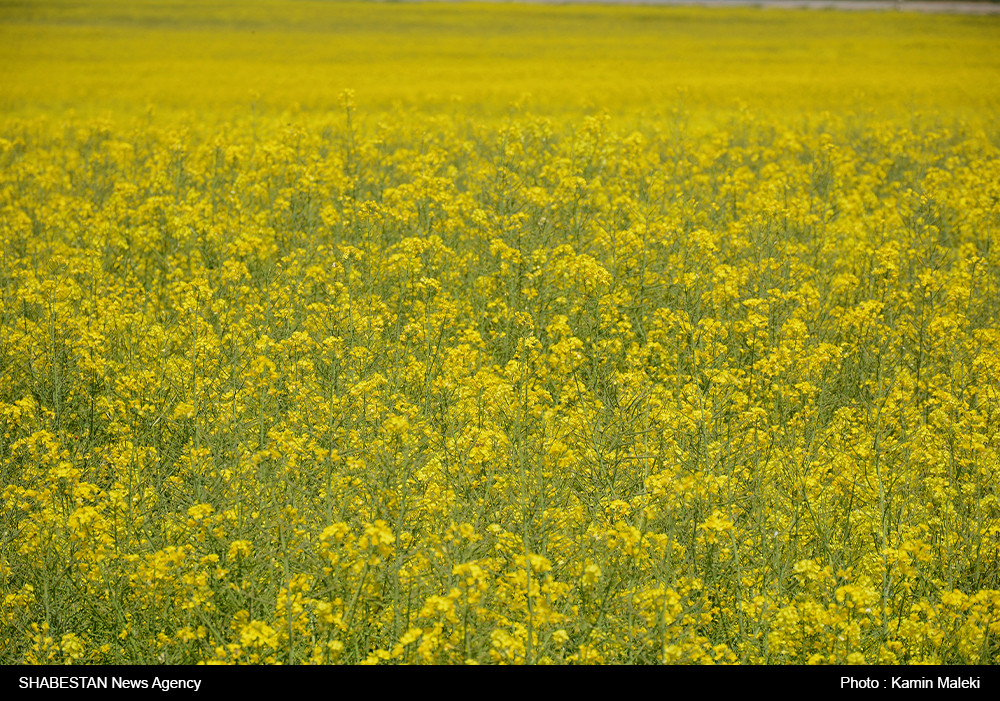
[[1, 0, 998, 121], [2, 1, 999, 665]]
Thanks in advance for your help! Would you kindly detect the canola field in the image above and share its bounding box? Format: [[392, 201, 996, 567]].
[[2, 0, 1000, 665]]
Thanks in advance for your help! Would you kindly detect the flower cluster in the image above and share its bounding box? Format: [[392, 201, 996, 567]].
[[2, 1, 999, 666]]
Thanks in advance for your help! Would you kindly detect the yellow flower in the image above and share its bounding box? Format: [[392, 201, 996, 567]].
[[698, 510, 734, 544]]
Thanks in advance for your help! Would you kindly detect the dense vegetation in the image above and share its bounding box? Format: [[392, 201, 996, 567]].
[[2, 1, 999, 664]]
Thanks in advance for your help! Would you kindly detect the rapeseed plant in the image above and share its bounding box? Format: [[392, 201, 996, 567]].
[[2, 0, 999, 665]]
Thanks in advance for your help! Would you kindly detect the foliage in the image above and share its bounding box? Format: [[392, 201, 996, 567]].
[[2, 1, 999, 665]]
